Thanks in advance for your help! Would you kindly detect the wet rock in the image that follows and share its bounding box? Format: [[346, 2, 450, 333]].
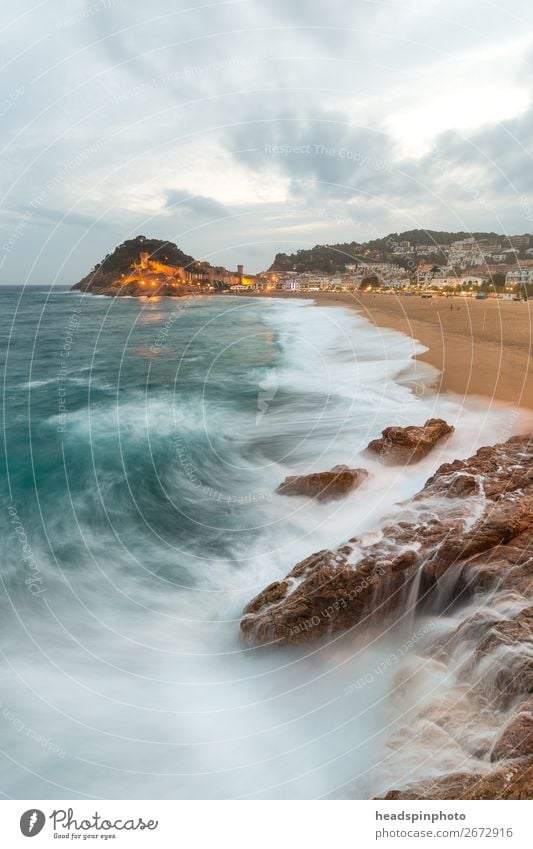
[[476, 649, 533, 711], [241, 435, 533, 647], [476, 606, 533, 660], [378, 599, 533, 798], [243, 433, 533, 798], [240, 545, 419, 646], [425, 494, 533, 579], [367, 418, 454, 465], [242, 579, 290, 616], [276, 465, 368, 502], [423, 434, 533, 500], [242, 551, 386, 646], [490, 702, 533, 761], [378, 756, 533, 799], [430, 609, 505, 662], [445, 473, 480, 498]]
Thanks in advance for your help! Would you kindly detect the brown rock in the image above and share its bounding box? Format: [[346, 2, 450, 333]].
[[490, 703, 533, 761], [476, 649, 533, 711], [241, 435, 533, 647], [276, 465, 368, 502], [423, 433, 533, 500], [241, 426, 533, 810], [425, 494, 533, 578], [430, 609, 504, 661], [367, 418, 454, 465], [377, 595, 533, 798], [476, 606, 533, 660], [378, 756, 533, 799], [240, 545, 419, 646], [444, 473, 480, 498], [428, 603, 533, 709], [243, 433, 533, 799]]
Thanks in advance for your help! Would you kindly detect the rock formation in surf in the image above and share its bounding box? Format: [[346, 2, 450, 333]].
[[380, 757, 533, 800], [276, 465, 369, 502], [373, 602, 533, 800], [241, 433, 533, 799], [367, 417, 454, 464], [243, 435, 532, 648]]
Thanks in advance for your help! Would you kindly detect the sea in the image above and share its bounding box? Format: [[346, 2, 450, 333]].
[[0, 287, 528, 799]]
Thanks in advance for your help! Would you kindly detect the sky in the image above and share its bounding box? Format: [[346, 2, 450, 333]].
[[1, 0, 533, 282]]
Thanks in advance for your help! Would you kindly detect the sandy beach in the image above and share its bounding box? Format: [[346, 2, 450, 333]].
[[252, 291, 533, 410]]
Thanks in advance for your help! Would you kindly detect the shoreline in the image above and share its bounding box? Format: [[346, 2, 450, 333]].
[[245, 291, 533, 411], [235, 293, 533, 799], [72, 286, 533, 413]]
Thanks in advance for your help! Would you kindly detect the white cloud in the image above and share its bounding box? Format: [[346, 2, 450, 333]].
[[385, 39, 532, 157]]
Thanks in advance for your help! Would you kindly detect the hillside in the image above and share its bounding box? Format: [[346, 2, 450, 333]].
[[372, 229, 502, 247], [269, 241, 363, 274], [71, 236, 224, 296], [269, 229, 532, 273]]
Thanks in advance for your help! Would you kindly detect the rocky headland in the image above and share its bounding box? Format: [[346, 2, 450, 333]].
[[241, 432, 533, 799], [71, 236, 232, 297]]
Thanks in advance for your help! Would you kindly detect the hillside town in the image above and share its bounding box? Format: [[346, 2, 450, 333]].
[[228, 233, 533, 299], [73, 231, 533, 299]]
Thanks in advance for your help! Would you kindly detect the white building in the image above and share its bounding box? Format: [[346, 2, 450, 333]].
[[462, 275, 488, 286], [506, 268, 533, 285]]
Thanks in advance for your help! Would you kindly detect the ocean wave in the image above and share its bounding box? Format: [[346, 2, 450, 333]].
[[1, 292, 530, 799]]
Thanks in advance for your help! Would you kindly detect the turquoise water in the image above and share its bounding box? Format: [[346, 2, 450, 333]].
[[1, 289, 525, 799]]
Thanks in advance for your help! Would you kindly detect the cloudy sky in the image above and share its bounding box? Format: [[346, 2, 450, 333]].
[[1, 0, 533, 282]]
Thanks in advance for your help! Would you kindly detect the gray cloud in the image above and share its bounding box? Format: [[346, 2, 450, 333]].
[[165, 190, 228, 218], [1, 0, 533, 281]]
